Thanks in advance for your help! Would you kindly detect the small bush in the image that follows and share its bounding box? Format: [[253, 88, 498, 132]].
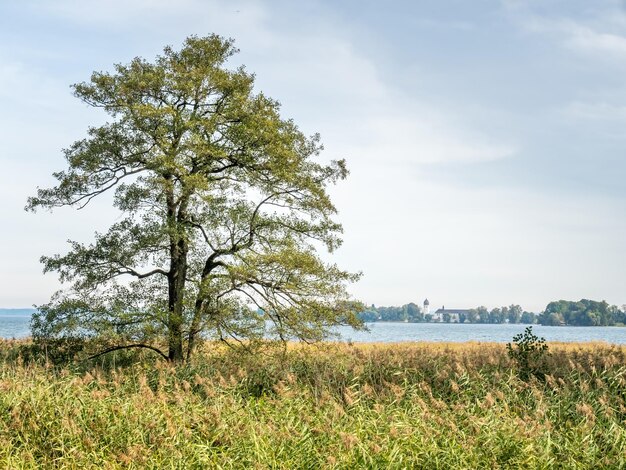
[[507, 326, 549, 380]]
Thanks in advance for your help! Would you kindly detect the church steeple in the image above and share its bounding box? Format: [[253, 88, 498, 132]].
[[423, 298, 430, 315]]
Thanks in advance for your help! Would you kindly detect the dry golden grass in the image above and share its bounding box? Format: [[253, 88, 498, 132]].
[[0, 340, 624, 468]]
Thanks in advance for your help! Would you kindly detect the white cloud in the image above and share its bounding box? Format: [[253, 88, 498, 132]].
[[565, 25, 626, 56], [238, 24, 516, 167], [519, 13, 626, 60], [336, 114, 516, 165]]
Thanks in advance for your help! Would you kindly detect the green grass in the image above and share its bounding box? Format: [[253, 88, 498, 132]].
[[0, 341, 624, 468]]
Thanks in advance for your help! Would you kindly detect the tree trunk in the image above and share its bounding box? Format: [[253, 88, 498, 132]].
[[168, 247, 187, 362], [164, 172, 189, 363]]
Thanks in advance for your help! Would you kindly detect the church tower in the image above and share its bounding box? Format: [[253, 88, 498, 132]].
[[423, 298, 430, 316]]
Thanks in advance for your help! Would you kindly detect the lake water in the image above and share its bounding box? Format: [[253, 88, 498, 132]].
[[0, 314, 624, 344], [0, 313, 32, 339], [335, 322, 626, 344]]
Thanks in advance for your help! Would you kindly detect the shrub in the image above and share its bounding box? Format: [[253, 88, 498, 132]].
[[506, 326, 549, 381]]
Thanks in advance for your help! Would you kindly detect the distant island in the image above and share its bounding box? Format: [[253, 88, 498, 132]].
[[359, 299, 626, 327]]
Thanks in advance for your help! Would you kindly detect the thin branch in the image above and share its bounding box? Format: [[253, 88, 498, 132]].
[[119, 267, 169, 279], [85, 343, 168, 361], [73, 167, 147, 209]]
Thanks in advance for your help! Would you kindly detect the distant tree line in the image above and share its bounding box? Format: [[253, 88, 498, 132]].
[[358, 299, 626, 326], [358, 304, 536, 324], [459, 305, 536, 324], [537, 299, 625, 326], [359, 303, 424, 323]]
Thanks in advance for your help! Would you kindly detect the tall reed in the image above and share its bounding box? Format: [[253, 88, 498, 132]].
[[0, 340, 624, 468]]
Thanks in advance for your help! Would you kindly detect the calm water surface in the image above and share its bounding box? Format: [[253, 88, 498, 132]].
[[335, 322, 626, 344], [0, 314, 31, 339], [0, 315, 624, 343]]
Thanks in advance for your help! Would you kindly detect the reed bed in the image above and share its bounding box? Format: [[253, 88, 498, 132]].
[[0, 340, 624, 468]]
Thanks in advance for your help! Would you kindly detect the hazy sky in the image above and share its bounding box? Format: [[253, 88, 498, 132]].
[[1, 0, 625, 311]]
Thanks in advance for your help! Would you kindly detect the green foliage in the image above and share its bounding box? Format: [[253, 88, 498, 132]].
[[357, 301, 622, 327], [540, 299, 625, 326], [26, 35, 363, 361], [359, 303, 423, 322], [507, 304, 522, 323], [506, 326, 549, 380], [520, 310, 536, 324], [360, 303, 533, 325], [476, 306, 490, 323]]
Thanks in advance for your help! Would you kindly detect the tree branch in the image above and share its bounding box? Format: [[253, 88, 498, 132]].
[[86, 343, 168, 361], [119, 267, 169, 279], [73, 167, 147, 209]]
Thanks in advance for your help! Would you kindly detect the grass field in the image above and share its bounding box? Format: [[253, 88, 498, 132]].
[[0, 340, 624, 468]]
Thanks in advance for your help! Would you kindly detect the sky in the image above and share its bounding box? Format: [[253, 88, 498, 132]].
[[0, 0, 625, 312]]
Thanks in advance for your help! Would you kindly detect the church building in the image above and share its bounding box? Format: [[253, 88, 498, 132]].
[[423, 298, 471, 323]]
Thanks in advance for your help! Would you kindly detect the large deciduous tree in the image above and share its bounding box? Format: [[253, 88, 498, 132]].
[[27, 35, 362, 362]]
